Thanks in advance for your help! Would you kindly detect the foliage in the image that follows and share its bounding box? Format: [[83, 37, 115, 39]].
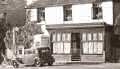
[[0, 18, 10, 55]]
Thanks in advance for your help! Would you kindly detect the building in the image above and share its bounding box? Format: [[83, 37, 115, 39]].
[[112, 0, 120, 62], [26, 0, 117, 63]]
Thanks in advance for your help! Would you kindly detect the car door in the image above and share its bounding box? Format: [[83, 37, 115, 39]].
[[23, 49, 37, 65]]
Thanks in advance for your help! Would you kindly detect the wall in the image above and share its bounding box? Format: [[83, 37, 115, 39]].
[[81, 55, 105, 62], [112, 0, 120, 62], [29, 1, 113, 25], [102, 2, 113, 25], [45, 6, 63, 24], [113, 1, 120, 34], [45, 1, 113, 25]]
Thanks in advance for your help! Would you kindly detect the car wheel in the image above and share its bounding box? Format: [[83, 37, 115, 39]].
[[34, 61, 40, 67], [12, 61, 19, 68], [39, 63, 43, 67], [48, 62, 53, 66]]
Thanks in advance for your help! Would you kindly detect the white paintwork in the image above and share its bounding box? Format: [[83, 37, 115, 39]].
[[72, 4, 92, 23], [102, 2, 113, 25], [45, 6, 63, 24], [30, 9, 37, 22], [29, 1, 113, 25]]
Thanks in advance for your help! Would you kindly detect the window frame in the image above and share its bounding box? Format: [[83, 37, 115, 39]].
[[82, 32, 104, 55], [63, 4, 72, 21], [52, 32, 71, 54], [37, 7, 45, 22], [92, 3, 103, 20]]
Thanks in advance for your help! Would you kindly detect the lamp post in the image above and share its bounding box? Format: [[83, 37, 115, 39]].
[[12, 27, 19, 55]]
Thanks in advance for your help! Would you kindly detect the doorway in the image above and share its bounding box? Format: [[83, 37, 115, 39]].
[[71, 33, 81, 61]]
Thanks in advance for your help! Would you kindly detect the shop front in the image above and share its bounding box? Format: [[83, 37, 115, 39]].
[[46, 23, 112, 63]]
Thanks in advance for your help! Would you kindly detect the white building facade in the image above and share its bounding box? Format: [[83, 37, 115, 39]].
[[26, 0, 114, 63]]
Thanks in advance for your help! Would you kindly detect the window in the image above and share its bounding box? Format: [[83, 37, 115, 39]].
[[52, 32, 71, 42], [98, 32, 103, 40], [82, 33, 87, 41], [52, 33, 56, 42], [57, 32, 61, 41], [62, 32, 71, 41], [88, 33, 92, 40], [63, 4, 72, 21], [83, 42, 89, 54], [93, 33, 97, 40], [37, 7, 45, 22], [52, 32, 71, 54], [82, 32, 104, 54], [64, 42, 71, 53], [19, 50, 22, 54], [92, 3, 103, 19]]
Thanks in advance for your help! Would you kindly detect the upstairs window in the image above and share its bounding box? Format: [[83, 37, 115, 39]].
[[37, 7, 45, 22], [63, 4, 72, 21], [92, 3, 103, 19]]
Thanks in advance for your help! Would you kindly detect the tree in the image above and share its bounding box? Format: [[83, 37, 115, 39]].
[[0, 0, 26, 64], [15, 23, 43, 49], [0, 13, 9, 64]]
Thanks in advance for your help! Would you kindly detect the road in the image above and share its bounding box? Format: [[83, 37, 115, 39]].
[[1, 63, 120, 69]]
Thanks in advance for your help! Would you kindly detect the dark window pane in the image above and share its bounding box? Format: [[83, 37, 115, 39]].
[[92, 3, 103, 19], [64, 4, 72, 21], [37, 7, 45, 22]]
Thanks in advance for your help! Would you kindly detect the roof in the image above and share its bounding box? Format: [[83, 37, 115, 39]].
[[26, 0, 112, 8]]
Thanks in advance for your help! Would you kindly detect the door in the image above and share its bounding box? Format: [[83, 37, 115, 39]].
[[23, 49, 37, 65], [71, 33, 81, 61]]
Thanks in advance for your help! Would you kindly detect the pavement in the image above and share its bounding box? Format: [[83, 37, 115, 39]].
[[0, 63, 120, 69]]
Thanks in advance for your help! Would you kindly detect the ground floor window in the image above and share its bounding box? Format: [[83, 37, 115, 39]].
[[83, 42, 103, 54], [52, 32, 71, 54], [82, 32, 104, 54], [53, 42, 71, 54]]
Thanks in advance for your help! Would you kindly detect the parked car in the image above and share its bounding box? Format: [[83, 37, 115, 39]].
[[12, 47, 55, 67]]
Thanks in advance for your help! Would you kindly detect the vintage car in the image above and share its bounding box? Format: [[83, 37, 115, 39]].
[[12, 47, 55, 67]]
